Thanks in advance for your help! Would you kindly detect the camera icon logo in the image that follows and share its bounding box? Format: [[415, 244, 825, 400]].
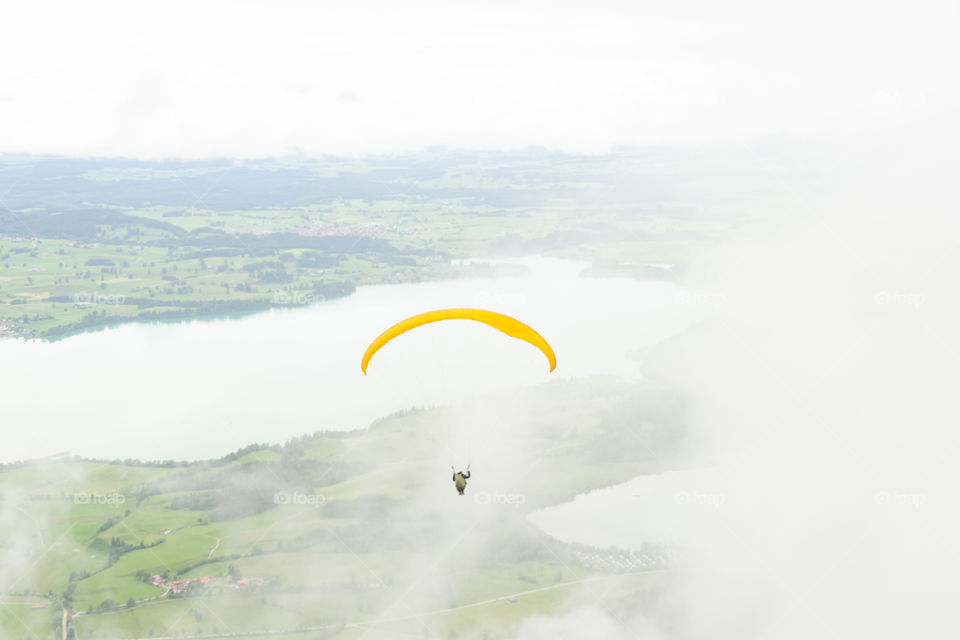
[[473, 491, 492, 505]]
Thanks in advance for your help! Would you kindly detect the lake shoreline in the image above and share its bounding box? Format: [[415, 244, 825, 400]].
[[3, 255, 680, 343], [0, 256, 699, 462], [4, 260, 539, 342]]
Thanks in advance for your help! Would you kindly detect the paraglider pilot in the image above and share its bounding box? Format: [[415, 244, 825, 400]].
[[452, 465, 471, 495]]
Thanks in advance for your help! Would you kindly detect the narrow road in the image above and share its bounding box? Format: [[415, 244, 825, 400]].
[[123, 570, 664, 639], [17, 506, 45, 548], [74, 585, 170, 618], [208, 537, 221, 559]]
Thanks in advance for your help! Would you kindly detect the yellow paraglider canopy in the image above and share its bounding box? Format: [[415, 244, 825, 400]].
[[361, 308, 556, 374]]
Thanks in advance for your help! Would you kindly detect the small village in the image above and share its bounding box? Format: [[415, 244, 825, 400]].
[[298, 221, 400, 238], [0, 319, 19, 337], [151, 574, 267, 595], [574, 546, 673, 573]]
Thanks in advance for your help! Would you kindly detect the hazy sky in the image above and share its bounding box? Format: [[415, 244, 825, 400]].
[[1, 0, 956, 158]]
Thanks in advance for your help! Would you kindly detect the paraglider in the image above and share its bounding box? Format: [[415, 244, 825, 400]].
[[360, 308, 556, 374], [452, 465, 471, 495], [361, 307, 555, 498]]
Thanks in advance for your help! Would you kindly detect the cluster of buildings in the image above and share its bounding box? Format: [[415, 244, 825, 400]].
[[574, 546, 672, 573], [0, 320, 19, 337], [152, 575, 215, 594], [151, 574, 266, 595], [299, 221, 399, 238]]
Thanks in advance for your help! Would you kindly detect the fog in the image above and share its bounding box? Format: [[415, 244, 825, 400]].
[[8, 163, 955, 636], [515, 141, 959, 638], [1, 1, 956, 157], [3, 156, 957, 637], [2, 1, 959, 638]]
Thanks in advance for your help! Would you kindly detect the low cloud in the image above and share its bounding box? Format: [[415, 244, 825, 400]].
[[1, 1, 956, 157], [525, 138, 960, 638]]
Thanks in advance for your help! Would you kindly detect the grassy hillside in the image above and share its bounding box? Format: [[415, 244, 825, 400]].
[[0, 377, 684, 639]]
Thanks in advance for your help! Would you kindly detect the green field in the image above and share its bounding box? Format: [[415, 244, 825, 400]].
[[0, 150, 766, 339], [0, 377, 682, 639], [0, 149, 750, 638]]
